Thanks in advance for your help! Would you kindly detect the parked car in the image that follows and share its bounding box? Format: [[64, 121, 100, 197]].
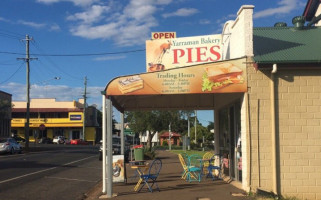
[[0, 138, 22, 154], [53, 136, 65, 144], [99, 136, 130, 161], [38, 137, 53, 144], [12, 136, 26, 143], [70, 139, 89, 145]]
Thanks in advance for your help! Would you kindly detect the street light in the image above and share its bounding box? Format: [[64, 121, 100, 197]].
[[32, 76, 61, 85], [31, 77, 61, 96]]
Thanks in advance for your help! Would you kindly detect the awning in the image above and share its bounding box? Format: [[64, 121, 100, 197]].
[[104, 57, 247, 112]]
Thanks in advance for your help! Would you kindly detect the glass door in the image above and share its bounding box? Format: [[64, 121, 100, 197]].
[[218, 101, 242, 182], [219, 108, 230, 177], [234, 102, 242, 182]]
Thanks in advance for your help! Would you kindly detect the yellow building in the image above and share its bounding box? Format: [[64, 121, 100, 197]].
[[11, 98, 99, 143]]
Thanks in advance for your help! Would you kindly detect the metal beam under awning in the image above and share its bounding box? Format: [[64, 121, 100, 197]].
[[109, 93, 244, 112]]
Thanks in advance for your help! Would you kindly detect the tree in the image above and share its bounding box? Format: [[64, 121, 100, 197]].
[[190, 124, 214, 145], [207, 121, 214, 132], [125, 111, 155, 151], [97, 108, 117, 129], [125, 110, 186, 151]]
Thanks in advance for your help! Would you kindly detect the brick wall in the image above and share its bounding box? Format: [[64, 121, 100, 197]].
[[247, 65, 321, 200]]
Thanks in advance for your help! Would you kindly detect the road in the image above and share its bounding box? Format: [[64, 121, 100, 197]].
[[0, 145, 101, 200]]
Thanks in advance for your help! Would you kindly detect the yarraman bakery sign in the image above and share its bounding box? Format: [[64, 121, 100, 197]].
[[146, 34, 222, 72]]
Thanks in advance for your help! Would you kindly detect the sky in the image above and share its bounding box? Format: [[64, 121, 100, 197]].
[[0, 0, 307, 125]]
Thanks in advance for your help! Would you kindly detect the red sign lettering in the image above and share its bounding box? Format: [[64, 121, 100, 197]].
[[172, 45, 221, 65], [152, 32, 176, 40]]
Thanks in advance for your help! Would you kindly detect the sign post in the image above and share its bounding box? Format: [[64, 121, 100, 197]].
[[39, 124, 45, 139]]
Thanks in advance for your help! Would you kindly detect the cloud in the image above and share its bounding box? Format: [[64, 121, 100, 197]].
[[70, 23, 120, 39], [215, 14, 236, 25], [18, 20, 46, 28], [67, 5, 110, 24], [199, 19, 211, 25], [162, 8, 198, 18], [253, 0, 304, 19], [68, 0, 161, 46], [1, 82, 104, 106], [36, 0, 99, 7], [94, 55, 126, 61], [0, 17, 11, 23], [156, 0, 173, 5], [50, 24, 61, 31], [16, 20, 61, 32]]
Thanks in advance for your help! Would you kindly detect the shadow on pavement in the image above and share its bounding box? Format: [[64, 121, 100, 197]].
[[84, 150, 253, 200]]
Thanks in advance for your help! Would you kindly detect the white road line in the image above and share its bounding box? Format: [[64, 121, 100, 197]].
[[45, 176, 97, 183], [0, 155, 96, 184]]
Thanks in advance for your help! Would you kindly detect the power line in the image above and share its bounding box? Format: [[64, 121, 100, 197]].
[[0, 62, 24, 84], [0, 49, 146, 57], [31, 40, 82, 81], [0, 29, 24, 40], [0, 28, 25, 37], [0, 33, 21, 40]]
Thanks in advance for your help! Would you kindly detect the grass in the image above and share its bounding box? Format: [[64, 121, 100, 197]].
[[170, 150, 210, 157], [253, 196, 300, 200]]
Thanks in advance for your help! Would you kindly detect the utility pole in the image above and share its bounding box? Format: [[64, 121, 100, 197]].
[[17, 35, 37, 152], [82, 76, 87, 140]]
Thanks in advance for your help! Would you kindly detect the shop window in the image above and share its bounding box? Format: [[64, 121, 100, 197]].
[[72, 131, 80, 139], [29, 129, 33, 137], [12, 112, 25, 118]]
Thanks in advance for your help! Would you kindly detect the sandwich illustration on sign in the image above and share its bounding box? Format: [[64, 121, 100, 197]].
[[202, 63, 244, 91], [118, 75, 144, 94]]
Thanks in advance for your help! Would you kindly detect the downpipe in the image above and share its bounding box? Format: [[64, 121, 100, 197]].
[[270, 64, 278, 195]]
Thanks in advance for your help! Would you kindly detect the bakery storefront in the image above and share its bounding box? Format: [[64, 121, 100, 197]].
[[101, 3, 321, 199], [100, 6, 254, 198], [104, 57, 248, 191]]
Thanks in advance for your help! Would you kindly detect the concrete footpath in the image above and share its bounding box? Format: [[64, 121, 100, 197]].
[[84, 150, 253, 200]]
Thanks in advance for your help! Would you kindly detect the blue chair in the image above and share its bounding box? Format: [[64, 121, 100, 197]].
[[138, 158, 162, 192], [186, 154, 203, 182]]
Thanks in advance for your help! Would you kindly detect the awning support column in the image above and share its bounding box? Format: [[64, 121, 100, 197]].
[[101, 92, 107, 194], [120, 112, 124, 155], [106, 97, 113, 198]]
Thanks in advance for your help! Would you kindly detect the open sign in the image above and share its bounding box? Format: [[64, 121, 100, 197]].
[[152, 32, 176, 40]]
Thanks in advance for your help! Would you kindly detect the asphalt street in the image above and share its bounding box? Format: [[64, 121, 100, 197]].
[[0, 145, 101, 200]]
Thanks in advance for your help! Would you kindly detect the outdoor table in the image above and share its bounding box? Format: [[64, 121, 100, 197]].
[[128, 160, 147, 181], [200, 158, 221, 180], [198, 158, 213, 178], [129, 160, 147, 166]]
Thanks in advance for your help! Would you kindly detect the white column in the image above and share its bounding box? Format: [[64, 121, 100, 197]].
[[102, 93, 107, 194], [106, 98, 113, 198], [120, 112, 124, 155]]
